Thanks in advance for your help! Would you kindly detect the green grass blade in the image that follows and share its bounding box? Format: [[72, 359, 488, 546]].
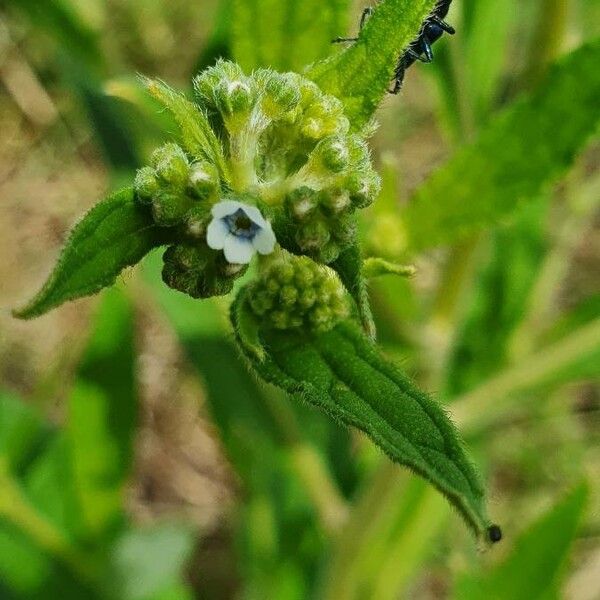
[[454, 484, 588, 600], [306, 0, 437, 129], [67, 288, 137, 538], [402, 38, 600, 251]]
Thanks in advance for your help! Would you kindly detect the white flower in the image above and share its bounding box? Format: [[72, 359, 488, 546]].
[[206, 200, 276, 264]]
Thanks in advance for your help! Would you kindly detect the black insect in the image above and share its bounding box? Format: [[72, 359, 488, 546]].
[[333, 0, 456, 94]]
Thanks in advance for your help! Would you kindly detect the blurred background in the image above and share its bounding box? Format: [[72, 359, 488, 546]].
[[0, 0, 599, 598]]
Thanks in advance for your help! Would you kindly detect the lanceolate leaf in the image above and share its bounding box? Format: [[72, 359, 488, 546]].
[[403, 38, 600, 251], [306, 0, 437, 129], [232, 300, 494, 540], [14, 188, 171, 319], [144, 79, 230, 183]]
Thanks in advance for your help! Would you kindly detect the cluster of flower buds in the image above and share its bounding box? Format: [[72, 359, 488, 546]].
[[133, 61, 380, 307], [134, 143, 219, 228], [162, 243, 246, 299], [247, 253, 349, 332]]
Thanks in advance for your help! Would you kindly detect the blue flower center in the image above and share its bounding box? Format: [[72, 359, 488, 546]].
[[225, 209, 260, 239]]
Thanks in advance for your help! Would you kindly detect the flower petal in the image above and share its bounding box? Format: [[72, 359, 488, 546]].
[[206, 218, 228, 250], [252, 224, 276, 255], [212, 200, 243, 219], [223, 234, 255, 264], [240, 204, 268, 228]]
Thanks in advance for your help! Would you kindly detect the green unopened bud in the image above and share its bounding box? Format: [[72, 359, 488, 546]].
[[151, 143, 189, 187], [319, 188, 351, 215], [286, 187, 318, 221], [346, 169, 381, 208], [301, 96, 349, 139], [215, 79, 256, 118], [347, 136, 371, 170], [261, 72, 301, 119], [331, 214, 357, 244], [194, 60, 245, 109], [313, 136, 350, 173], [151, 189, 194, 226], [188, 162, 219, 199], [248, 254, 349, 332], [295, 218, 330, 252], [185, 203, 212, 238], [162, 242, 247, 299], [319, 241, 341, 264], [134, 166, 160, 203]]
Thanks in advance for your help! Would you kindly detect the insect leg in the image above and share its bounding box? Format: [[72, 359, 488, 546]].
[[431, 16, 456, 35], [406, 48, 430, 63], [332, 6, 374, 43]]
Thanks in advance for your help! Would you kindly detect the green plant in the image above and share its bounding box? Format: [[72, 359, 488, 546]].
[[15, 0, 502, 542], [5, 0, 600, 597]]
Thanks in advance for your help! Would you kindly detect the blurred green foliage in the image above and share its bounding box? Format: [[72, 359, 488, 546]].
[[1, 0, 599, 598]]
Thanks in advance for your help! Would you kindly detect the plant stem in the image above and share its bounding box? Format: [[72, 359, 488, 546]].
[[0, 459, 96, 583], [523, 0, 569, 86], [508, 169, 600, 360], [451, 317, 600, 433]]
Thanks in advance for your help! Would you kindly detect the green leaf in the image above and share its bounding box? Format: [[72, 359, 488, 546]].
[[403, 38, 600, 251], [5, 0, 103, 73], [306, 0, 437, 129], [454, 484, 588, 600], [230, 0, 350, 72], [331, 244, 376, 339], [363, 258, 416, 279], [68, 288, 137, 538], [144, 79, 230, 183], [0, 392, 49, 474], [104, 524, 195, 600], [453, 316, 600, 433], [14, 188, 170, 319], [231, 303, 494, 540]]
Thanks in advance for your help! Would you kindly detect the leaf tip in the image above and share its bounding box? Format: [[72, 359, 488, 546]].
[[487, 523, 503, 544]]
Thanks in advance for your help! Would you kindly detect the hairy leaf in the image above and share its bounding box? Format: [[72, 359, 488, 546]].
[[232, 300, 494, 540], [307, 0, 437, 129], [404, 39, 600, 251], [230, 0, 350, 72], [14, 188, 170, 319], [331, 244, 376, 339], [454, 484, 588, 600], [144, 78, 230, 182]]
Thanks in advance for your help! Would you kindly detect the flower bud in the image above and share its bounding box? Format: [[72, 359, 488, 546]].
[[162, 243, 247, 299], [151, 189, 194, 227], [300, 96, 349, 139], [295, 218, 331, 252], [318, 188, 351, 215], [248, 254, 349, 332], [261, 72, 301, 119], [194, 60, 245, 110], [188, 162, 219, 199], [151, 143, 189, 187], [214, 79, 256, 117], [286, 187, 319, 221], [312, 136, 350, 174], [346, 169, 381, 208], [134, 166, 160, 203]]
